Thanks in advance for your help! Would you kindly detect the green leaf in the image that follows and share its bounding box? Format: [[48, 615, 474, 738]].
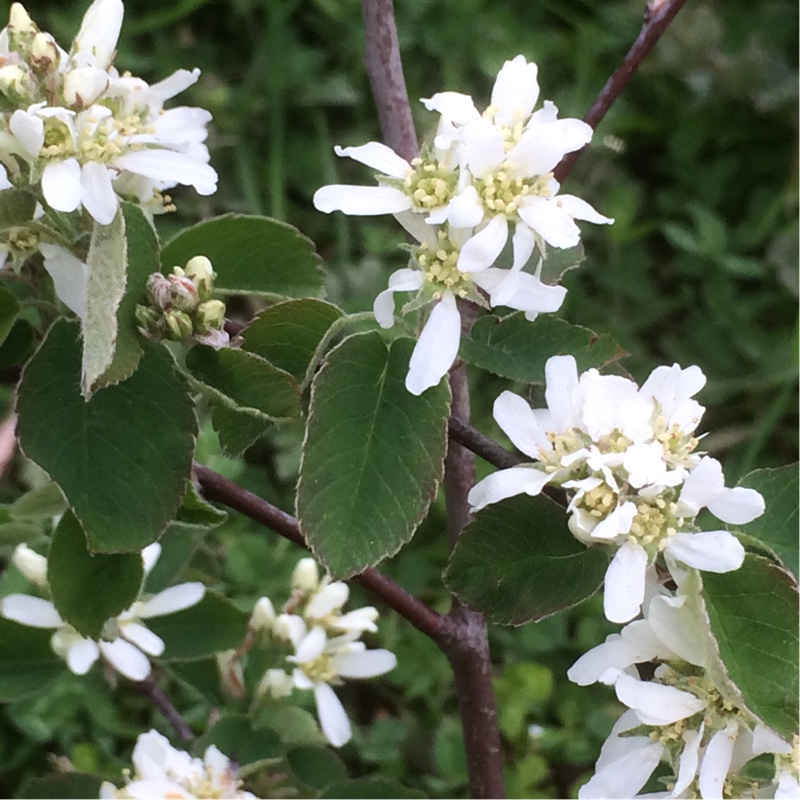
[[17, 773, 104, 799], [287, 745, 347, 790], [147, 591, 249, 660], [460, 314, 624, 383], [538, 242, 585, 284], [320, 779, 426, 799], [0, 520, 42, 545], [241, 298, 344, 381], [445, 493, 607, 624], [702, 555, 799, 740], [47, 511, 143, 638], [17, 319, 197, 552], [186, 345, 301, 421], [9, 482, 67, 520], [729, 465, 798, 578], [0, 618, 64, 701], [161, 214, 323, 298], [298, 333, 450, 578], [194, 714, 281, 765], [174, 482, 228, 530], [0, 284, 19, 347], [143, 523, 203, 594], [0, 188, 37, 229], [0, 317, 34, 368], [253, 705, 324, 747], [210, 400, 271, 457]]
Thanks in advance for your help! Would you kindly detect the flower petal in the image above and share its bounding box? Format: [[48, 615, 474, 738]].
[[615, 672, 705, 726], [306, 583, 349, 619], [468, 466, 551, 510], [121, 622, 165, 657], [73, 0, 124, 70], [314, 682, 351, 747], [333, 648, 396, 678], [2, 594, 63, 628], [578, 738, 663, 799], [457, 215, 509, 272], [405, 293, 461, 395], [115, 150, 218, 195], [334, 142, 409, 178], [446, 185, 485, 228], [295, 626, 327, 663], [518, 196, 581, 249], [555, 194, 614, 225], [99, 638, 152, 681], [544, 355, 580, 431], [462, 117, 506, 179], [9, 109, 44, 158], [81, 162, 118, 225], [603, 541, 648, 624], [707, 486, 765, 525], [42, 159, 83, 213], [372, 268, 424, 328], [40, 244, 88, 320], [698, 722, 738, 799], [491, 56, 539, 126], [493, 390, 550, 458], [66, 637, 100, 675], [666, 531, 744, 573], [137, 583, 205, 618], [313, 184, 410, 215], [421, 92, 480, 125]]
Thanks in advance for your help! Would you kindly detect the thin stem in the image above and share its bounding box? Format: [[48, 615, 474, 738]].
[[136, 676, 194, 742], [361, 0, 418, 161], [554, 0, 689, 183], [448, 415, 523, 471], [192, 464, 450, 642]]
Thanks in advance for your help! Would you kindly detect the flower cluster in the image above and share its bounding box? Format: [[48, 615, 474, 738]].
[[136, 255, 228, 348], [1, 542, 204, 681], [568, 571, 798, 799], [314, 55, 612, 395], [100, 729, 256, 799], [468, 355, 765, 623], [251, 558, 396, 747]]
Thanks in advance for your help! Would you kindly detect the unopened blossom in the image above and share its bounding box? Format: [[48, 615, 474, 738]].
[[569, 586, 793, 799], [100, 729, 256, 799], [468, 355, 764, 622], [1, 543, 204, 681]]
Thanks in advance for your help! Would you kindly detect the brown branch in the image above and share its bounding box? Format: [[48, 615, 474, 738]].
[[554, 0, 689, 183], [192, 464, 450, 642], [448, 415, 523, 471], [361, 0, 418, 161], [135, 676, 194, 741]]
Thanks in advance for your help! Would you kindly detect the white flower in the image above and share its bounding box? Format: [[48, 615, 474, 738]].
[[11, 543, 48, 587], [284, 619, 396, 747], [1, 542, 204, 681], [468, 355, 762, 622], [100, 729, 256, 799]]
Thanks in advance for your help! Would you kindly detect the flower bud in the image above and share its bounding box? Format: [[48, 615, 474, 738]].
[[145, 272, 171, 309], [250, 596, 276, 633], [12, 543, 48, 587], [257, 668, 294, 700], [164, 310, 193, 340], [216, 649, 245, 699], [8, 4, 38, 56], [62, 66, 108, 108], [30, 32, 61, 74], [0, 63, 32, 102], [168, 274, 199, 312], [135, 304, 161, 337], [291, 558, 319, 592], [193, 299, 225, 334], [183, 255, 215, 300]]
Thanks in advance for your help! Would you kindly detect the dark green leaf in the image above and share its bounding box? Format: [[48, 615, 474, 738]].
[[0, 618, 64, 701], [287, 745, 347, 790], [143, 523, 203, 594], [0, 188, 37, 229], [460, 314, 624, 384], [210, 400, 271, 457], [17, 319, 197, 552], [48, 511, 143, 638], [253, 705, 324, 747], [538, 242, 585, 284], [702, 555, 799, 740], [0, 521, 42, 545], [174, 482, 228, 529], [186, 345, 301, 421], [161, 214, 323, 298], [0, 284, 19, 347], [298, 333, 450, 578], [320, 779, 426, 799], [194, 714, 281, 764], [241, 298, 344, 381], [17, 773, 104, 799], [729, 465, 798, 578], [0, 318, 34, 368], [445, 493, 607, 624], [147, 591, 249, 660]]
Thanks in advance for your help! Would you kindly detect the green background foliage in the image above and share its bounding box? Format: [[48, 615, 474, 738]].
[[0, 0, 796, 797]]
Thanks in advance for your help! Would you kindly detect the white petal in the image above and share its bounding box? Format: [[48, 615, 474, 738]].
[[9, 109, 44, 157], [603, 541, 648, 624], [99, 638, 152, 681], [66, 637, 100, 674], [42, 159, 83, 212], [491, 56, 539, 126], [556, 194, 614, 225], [673, 724, 703, 796], [314, 682, 351, 747], [591, 501, 636, 541], [579, 739, 664, 799], [313, 184, 410, 215], [333, 648, 396, 678], [776, 769, 800, 799], [405, 293, 461, 395], [121, 622, 165, 656], [73, 0, 124, 70], [149, 68, 200, 102], [677, 457, 725, 518], [306, 583, 349, 619], [40, 243, 88, 319], [646, 595, 706, 667], [0, 164, 10, 190], [295, 626, 327, 663], [3, 594, 63, 627], [457, 215, 509, 272], [473, 268, 567, 315], [666, 531, 744, 573], [461, 118, 506, 179], [511, 222, 537, 271], [141, 543, 161, 576], [421, 92, 479, 125], [372, 268, 424, 328], [115, 150, 218, 195], [707, 486, 765, 525], [446, 185, 485, 228], [544, 355, 580, 431], [81, 162, 117, 225], [615, 672, 705, 725], [518, 196, 581, 249], [334, 142, 409, 178], [698, 722, 738, 799], [62, 67, 109, 107], [468, 466, 551, 510], [138, 583, 205, 617], [507, 130, 571, 177], [493, 391, 550, 458], [567, 635, 642, 686]]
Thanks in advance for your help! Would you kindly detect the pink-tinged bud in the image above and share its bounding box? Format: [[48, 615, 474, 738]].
[[145, 272, 171, 309], [168, 274, 199, 312]]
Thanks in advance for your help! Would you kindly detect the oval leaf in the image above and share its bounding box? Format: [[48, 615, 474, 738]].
[[48, 511, 144, 638], [146, 591, 249, 660], [0, 618, 64, 701], [702, 554, 799, 740], [194, 714, 281, 765], [460, 314, 624, 383], [298, 333, 450, 578], [287, 745, 347, 790], [161, 214, 323, 298], [186, 345, 301, 421], [17, 319, 197, 552], [210, 400, 271, 457], [445, 493, 607, 624]]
